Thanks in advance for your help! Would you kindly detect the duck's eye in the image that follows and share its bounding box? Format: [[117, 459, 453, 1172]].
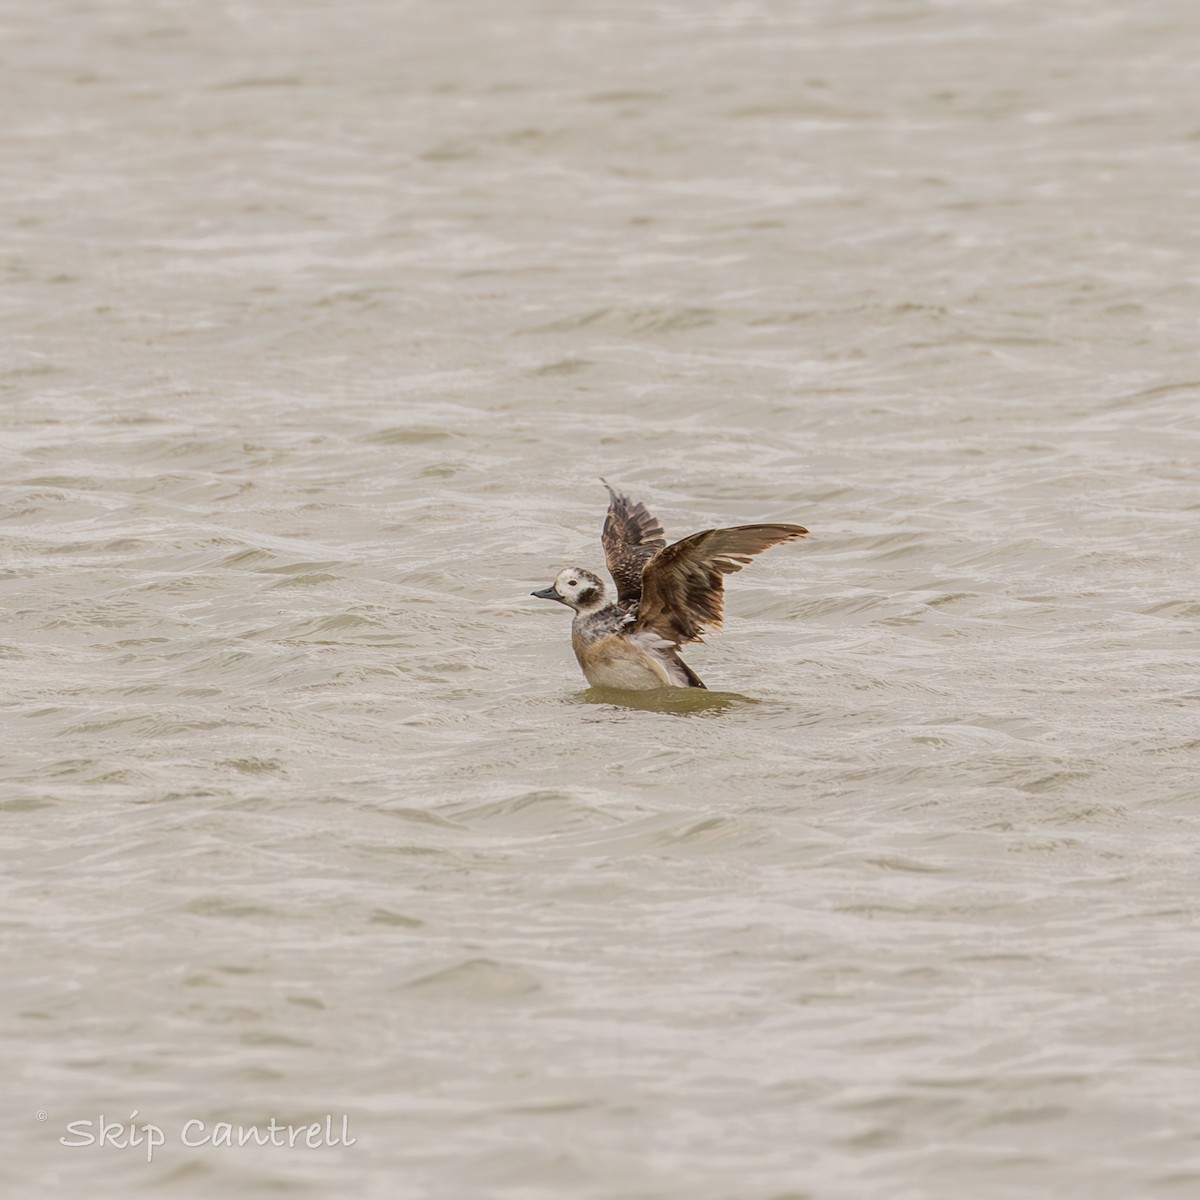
[[568, 579, 578, 587]]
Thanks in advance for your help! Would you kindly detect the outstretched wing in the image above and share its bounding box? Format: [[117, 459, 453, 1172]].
[[635, 523, 807, 645], [600, 480, 667, 605]]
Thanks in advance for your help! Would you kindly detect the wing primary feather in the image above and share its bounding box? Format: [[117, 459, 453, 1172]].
[[599, 479, 668, 605], [635, 522, 807, 646]]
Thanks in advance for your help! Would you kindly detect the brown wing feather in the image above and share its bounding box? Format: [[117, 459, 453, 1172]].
[[600, 480, 667, 605], [635, 523, 808, 645]]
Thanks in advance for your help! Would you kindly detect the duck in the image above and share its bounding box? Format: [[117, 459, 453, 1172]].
[[532, 481, 807, 690]]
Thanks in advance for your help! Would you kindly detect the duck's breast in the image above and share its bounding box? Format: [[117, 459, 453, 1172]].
[[573, 630, 672, 690]]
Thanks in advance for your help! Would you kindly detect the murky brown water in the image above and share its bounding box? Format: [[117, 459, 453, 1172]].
[[5, 1, 1200, 1197]]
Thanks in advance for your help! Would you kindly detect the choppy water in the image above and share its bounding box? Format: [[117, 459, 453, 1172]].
[[4, 1, 1200, 1197]]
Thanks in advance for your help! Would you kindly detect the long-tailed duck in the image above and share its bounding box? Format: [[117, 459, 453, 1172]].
[[532, 482, 807, 690]]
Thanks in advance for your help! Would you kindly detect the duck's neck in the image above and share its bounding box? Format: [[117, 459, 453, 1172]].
[[571, 602, 624, 640]]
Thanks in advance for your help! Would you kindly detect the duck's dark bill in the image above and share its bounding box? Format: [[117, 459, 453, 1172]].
[[531, 584, 562, 601]]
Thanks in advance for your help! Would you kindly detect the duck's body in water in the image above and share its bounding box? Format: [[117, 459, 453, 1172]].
[[532, 482, 807, 691]]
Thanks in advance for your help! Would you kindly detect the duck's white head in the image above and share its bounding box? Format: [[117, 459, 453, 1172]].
[[531, 567, 608, 613]]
